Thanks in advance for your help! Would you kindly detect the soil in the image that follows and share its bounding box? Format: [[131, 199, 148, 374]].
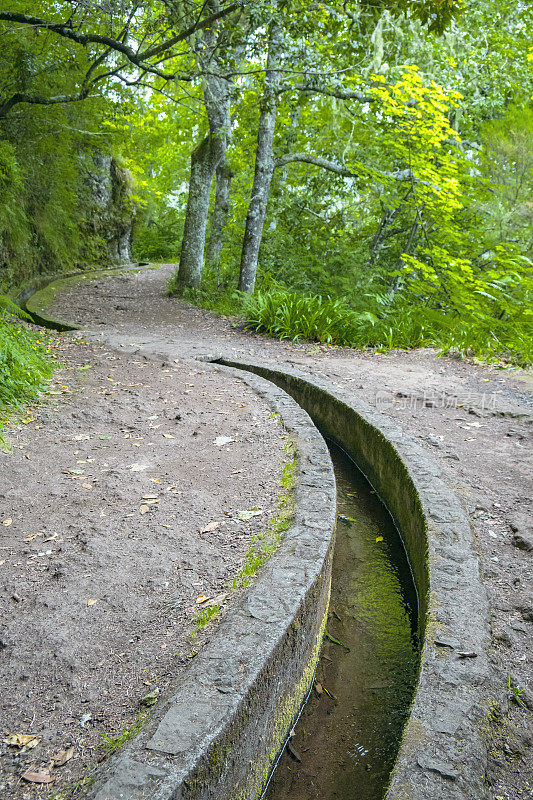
[[1, 262, 531, 799], [0, 328, 289, 798]]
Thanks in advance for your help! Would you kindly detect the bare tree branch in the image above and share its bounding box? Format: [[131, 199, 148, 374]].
[[0, 89, 90, 119]]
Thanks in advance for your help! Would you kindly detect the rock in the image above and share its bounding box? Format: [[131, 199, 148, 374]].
[[511, 532, 533, 552], [516, 604, 533, 623], [510, 513, 533, 536]]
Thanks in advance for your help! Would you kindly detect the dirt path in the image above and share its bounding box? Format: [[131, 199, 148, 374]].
[[2, 263, 531, 799], [0, 328, 289, 798]]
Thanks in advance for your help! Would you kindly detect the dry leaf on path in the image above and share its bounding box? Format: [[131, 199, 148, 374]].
[[21, 770, 54, 784], [87, 599, 98, 606], [213, 436, 234, 447], [3, 518, 12, 526], [140, 504, 150, 514], [237, 509, 263, 521], [3, 733, 40, 749], [82, 483, 92, 490], [200, 521, 219, 534], [51, 746, 75, 767], [195, 595, 213, 604], [375, 536, 384, 543], [162, 433, 175, 439]]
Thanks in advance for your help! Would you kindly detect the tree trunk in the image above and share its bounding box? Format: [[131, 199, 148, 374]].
[[205, 157, 233, 269], [238, 22, 282, 294], [174, 135, 220, 291], [172, 0, 230, 292]]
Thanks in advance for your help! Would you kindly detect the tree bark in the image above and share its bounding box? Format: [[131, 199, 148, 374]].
[[206, 159, 233, 269], [174, 134, 221, 290], [238, 20, 282, 294], [173, 1, 230, 292]]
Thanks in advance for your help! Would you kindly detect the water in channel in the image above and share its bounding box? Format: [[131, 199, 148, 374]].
[[264, 442, 420, 800]]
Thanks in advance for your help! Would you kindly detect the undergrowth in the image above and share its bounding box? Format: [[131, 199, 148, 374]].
[[0, 311, 55, 443], [241, 288, 533, 367]]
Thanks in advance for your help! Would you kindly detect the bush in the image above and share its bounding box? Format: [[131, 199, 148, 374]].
[[242, 288, 533, 366], [0, 315, 54, 439]]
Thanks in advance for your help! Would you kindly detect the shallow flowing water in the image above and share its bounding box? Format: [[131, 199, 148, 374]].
[[264, 441, 420, 800]]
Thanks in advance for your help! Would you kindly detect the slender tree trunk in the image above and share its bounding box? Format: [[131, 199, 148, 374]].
[[173, 0, 230, 292], [205, 158, 233, 269], [174, 135, 220, 290], [238, 22, 282, 294]]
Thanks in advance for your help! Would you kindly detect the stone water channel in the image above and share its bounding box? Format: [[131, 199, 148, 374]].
[[19, 278, 493, 800], [263, 441, 420, 800]]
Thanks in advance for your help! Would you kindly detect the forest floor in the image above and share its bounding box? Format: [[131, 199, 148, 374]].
[[1, 263, 531, 799]]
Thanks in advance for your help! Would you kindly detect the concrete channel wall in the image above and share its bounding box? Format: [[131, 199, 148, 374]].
[[217, 359, 496, 800]]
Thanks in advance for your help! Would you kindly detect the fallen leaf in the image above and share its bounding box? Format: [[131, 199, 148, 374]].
[[139, 688, 160, 708], [3, 518, 12, 526], [162, 433, 175, 439], [375, 536, 384, 543], [3, 733, 40, 749], [0, 560, 5, 566], [82, 483, 92, 490], [51, 746, 75, 767], [139, 504, 150, 515], [231, 469, 244, 475], [213, 436, 234, 447], [142, 494, 159, 500], [200, 521, 219, 534], [143, 499, 159, 505], [87, 599, 98, 606], [44, 533, 58, 542], [314, 682, 323, 696], [21, 770, 54, 784], [195, 595, 213, 604], [237, 509, 263, 521]]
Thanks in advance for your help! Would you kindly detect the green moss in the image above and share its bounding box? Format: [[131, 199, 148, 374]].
[[231, 441, 297, 591]]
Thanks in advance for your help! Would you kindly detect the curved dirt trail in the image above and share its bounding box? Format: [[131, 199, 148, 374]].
[[50, 264, 532, 800], [48, 265, 533, 800], [2, 263, 530, 799]]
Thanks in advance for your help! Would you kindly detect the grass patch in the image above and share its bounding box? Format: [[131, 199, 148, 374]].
[[100, 710, 147, 755], [194, 604, 221, 629], [231, 440, 297, 591], [0, 313, 55, 445]]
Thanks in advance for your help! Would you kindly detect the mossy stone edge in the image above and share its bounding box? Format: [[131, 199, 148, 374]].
[[219, 359, 498, 800]]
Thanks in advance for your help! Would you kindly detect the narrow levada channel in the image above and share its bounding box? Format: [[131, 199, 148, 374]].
[[264, 441, 420, 800]]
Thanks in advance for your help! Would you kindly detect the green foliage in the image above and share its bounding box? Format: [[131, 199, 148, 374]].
[[507, 669, 528, 711], [0, 295, 32, 321], [243, 286, 533, 366], [100, 711, 146, 756], [194, 604, 220, 628], [0, 317, 55, 440], [243, 289, 377, 345]]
